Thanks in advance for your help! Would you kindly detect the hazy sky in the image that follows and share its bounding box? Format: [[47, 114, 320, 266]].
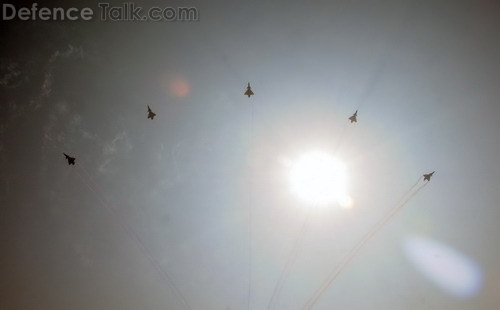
[[1, 1, 500, 309]]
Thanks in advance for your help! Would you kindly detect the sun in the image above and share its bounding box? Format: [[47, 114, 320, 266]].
[[288, 151, 350, 207]]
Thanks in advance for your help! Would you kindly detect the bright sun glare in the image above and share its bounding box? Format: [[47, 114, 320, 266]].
[[289, 151, 350, 207]]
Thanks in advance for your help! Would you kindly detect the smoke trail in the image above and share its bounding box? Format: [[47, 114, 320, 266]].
[[396, 176, 423, 204], [45, 132, 193, 310], [267, 210, 311, 310], [332, 122, 349, 157], [302, 182, 428, 310], [247, 101, 255, 310], [354, 0, 420, 111], [75, 166, 193, 310]]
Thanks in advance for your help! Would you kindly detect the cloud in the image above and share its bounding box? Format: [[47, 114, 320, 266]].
[[42, 100, 70, 142], [0, 61, 23, 88], [98, 131, 133, 174], [0, 44, 86, 140], [48, 44, 84, 63], [73, 243, 94, 267], [102, 131, 133, 156], [32, 44, 85, 110], [42, 100, 96, 145]]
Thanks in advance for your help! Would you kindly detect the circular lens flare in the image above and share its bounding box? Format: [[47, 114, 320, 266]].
[[167, 77, 190, 97], [289, 152, 348, 206], [338, 194, 354, 209]]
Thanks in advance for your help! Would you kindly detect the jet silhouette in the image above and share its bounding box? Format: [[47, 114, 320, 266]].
[[348, 110, 358, 123], [423, 171, 435, 181], [244, 82, 254, 98], [64, 153, 76, 165], [147, 106, 156, 120]]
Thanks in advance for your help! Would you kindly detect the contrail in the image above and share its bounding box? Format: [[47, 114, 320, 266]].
[[332, 122, 349, 156], [45, 129, 193, 310], [302, 182, 428, 310], [247, 102, 255, 310], [76, 166, 193, 310], [354, 0, 420, 111], [267, 211, 311, 310], [396, 176, 423, 204]]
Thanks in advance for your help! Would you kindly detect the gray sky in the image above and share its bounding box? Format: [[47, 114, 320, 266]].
[[1, 1, 500, 309]]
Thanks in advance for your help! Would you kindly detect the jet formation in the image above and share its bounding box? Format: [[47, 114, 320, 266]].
[[63, 85, 436, 188], [423, 171, 435, 181], [244, 83, 254, 98], [348, 110, 358, 123], [63, 153, 76, 165], [147, 106, 156, 120]]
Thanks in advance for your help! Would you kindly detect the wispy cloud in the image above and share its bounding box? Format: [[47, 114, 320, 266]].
[[32, 44, 84, 109], [0, 62, 23, 88], [102, 131, 133, 156], [42, 100, 70, 143], [98, 131, 133, 174], [0, 44, 86, 140]]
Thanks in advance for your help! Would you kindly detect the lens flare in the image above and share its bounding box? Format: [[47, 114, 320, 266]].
[[288, 151, 348, 206], [169, 77, 190, 97], [403, 235, 483, 298], [338, 194, 354, 209]]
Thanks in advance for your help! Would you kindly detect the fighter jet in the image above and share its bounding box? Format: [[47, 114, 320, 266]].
[[244, 82, 254, 98], [63, 153, 76, 165], [348, 110, 358, 123], [147, 106, 156, 120], [423, 171, 435, 181]]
